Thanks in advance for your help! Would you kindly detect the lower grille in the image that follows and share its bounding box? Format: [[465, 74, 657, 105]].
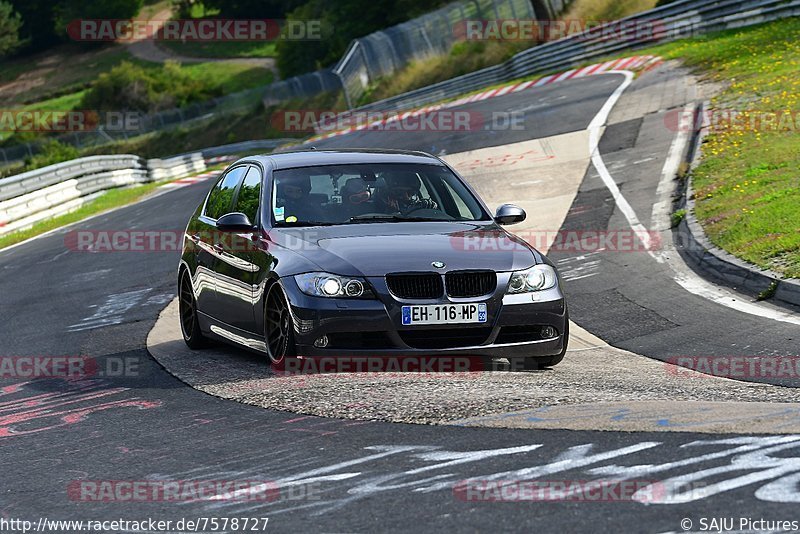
[[399, 327, 492, 349], [445, 270, 496, 298], [326, 331, 393, 350], [386, 273, 443, 299], [495, 325, 558, 344]]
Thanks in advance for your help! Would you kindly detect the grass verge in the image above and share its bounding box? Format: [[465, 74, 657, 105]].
[[634, 17, 800, 278], [357, 40, 530, 106], [159, 40, 278, 59], [563, 0, 659, 21]]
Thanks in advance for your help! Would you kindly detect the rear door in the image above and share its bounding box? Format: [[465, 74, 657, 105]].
[[196, 165, 248, 317]]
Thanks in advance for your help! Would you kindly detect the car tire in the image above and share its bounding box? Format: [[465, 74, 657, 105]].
[[179, 270, 211, 349], [510, 320, 570, 371], [264, 283, 297, 370]]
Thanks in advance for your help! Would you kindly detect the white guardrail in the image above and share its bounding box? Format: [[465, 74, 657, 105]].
[[0, 139, 292, 237], [349, 0, 800, 113]]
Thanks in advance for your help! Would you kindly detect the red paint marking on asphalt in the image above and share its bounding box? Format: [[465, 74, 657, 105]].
[[306, 56, 661, 142]]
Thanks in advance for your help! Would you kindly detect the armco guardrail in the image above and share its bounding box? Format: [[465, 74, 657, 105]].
[[147, 153, 206, 182], [0, 155, 143, 203], [0, 139, 293, 237], [348, 0, 800, 113], [0, 156, 148, 236], [194, 138, 296, 159]]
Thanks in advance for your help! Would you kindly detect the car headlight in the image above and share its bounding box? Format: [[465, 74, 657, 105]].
[[294, 272, 374, 298], [507, 265, 558, 293]]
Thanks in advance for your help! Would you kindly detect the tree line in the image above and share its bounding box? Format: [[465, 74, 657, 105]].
[[0, 0, 451, 78]]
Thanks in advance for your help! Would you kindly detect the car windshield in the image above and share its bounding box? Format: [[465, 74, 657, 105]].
[[271, 163, 490, 226]]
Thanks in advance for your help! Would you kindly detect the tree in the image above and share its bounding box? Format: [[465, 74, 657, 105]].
[[199, 0, 305, 18], [0, 0, 22, 57], [275, 0, 451, 78], [7, 0, 58, 52], [55, 0, 144, 39]]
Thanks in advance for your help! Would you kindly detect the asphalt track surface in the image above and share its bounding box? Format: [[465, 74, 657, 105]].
[[2, 72, 800, 532]]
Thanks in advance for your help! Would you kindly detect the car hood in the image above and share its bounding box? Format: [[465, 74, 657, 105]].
[[270, 221, 541, 277]]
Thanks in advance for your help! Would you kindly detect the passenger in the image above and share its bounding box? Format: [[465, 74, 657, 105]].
[[340, 177, 371, 220]]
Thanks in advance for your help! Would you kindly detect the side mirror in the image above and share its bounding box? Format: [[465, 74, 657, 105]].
[[216, 212, 256, 232], [494, 204, 526, 225]]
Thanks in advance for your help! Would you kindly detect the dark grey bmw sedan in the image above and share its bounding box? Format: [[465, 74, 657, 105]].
[[178, 149, 569, 371]]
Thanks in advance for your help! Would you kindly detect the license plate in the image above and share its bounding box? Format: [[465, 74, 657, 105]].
[[402, 303, 487, 325]]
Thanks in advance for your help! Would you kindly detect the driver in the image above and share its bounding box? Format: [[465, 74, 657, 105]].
[[375, 171, 438, 213]]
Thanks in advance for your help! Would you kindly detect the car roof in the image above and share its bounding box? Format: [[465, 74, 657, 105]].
[[244, 148, 445, 171]]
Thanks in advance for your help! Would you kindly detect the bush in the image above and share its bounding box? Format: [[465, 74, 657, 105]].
[[81, 60, 221, 113], [22, 140, 79, 171], [54, 0, 143, 38]]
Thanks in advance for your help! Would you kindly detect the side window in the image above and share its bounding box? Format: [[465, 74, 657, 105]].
[[204, 166, 247, 220], [233, 166, 261, 223]]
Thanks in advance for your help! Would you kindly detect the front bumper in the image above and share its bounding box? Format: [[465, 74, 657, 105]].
[[282, 272, 568, 359]]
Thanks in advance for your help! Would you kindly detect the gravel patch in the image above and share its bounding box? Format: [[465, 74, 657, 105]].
[[149, 300, 799, 426]]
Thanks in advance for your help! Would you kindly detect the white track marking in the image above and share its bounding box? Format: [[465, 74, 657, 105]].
[[587, 71, 653, 251], [591, 74, 800, 326], [652, 104, 693, 233], [651, 109, 800, 326]]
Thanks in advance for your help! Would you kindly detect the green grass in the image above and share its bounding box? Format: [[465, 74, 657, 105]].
[[80, 89, 341, 159], [0, 45, 273, 110], [0, 44, 134, 106], [0, 182, 161, 250], [21, 91, 88, 112], [159, 40, 278, 59], [179, 62, 273, 92], [357, 40, 531, 106], [634, 17, 800, 278], [0, 58, 272, 144], [563, 0, 659, 21]]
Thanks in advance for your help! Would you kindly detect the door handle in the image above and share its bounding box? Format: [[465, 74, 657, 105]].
[[213, 243, 225, 253]]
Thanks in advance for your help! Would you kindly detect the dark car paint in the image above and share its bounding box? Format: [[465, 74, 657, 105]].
[[180, 149, 567, 359]]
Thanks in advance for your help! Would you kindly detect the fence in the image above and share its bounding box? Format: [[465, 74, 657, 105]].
[[333, 0, 537, 108], [0, 86, 267, 168], [344, 0, 800, 114]]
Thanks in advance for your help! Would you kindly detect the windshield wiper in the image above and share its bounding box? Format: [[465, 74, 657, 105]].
[[348, 214, 449, 223], [277, 220, 338, 227]]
